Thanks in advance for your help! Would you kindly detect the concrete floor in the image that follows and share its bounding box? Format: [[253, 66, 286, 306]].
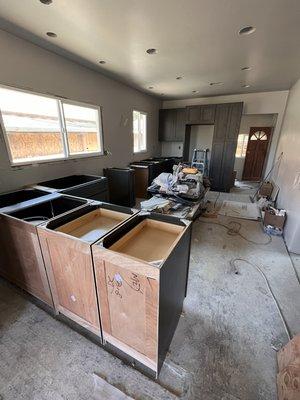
[[1, 185, 300, 400]]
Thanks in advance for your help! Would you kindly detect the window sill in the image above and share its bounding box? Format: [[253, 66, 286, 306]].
[[133, 150, 148, 154], [10, 152, 104, 168]]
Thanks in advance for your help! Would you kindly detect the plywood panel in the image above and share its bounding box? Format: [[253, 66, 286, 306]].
[[106, 262, 147, 354], [0, 214, 52, 305], [39, 229, 100, 332], [93, 254, 159, 364]]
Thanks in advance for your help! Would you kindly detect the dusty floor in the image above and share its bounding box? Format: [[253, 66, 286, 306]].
[[1, 183, 300, 400]]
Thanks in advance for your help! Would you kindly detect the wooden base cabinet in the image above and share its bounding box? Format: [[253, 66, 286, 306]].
[[0, 213, 53, 305], [92, 214, 192, 377], [37, 203, 137, 336], [0, 195, 87, 306]]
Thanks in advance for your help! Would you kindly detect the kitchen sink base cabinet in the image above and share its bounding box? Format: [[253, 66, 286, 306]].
[[92, 214, 192, 377]]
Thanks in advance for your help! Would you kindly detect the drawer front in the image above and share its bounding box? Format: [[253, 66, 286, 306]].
[[39, 230, 100, 334], [93, 252, 159, 370]]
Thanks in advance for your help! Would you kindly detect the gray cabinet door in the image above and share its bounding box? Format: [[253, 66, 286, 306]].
[[209, 142, 224, 190], [213, 104, 231, 141], [186, 105, 215, 124], [226, 103, 243, 140], [200, 105, 216, 124], [186, 106, 202, 124], [159, 109, 176, 141], [221, 141, 239, 191], [175, 108, 187, 141], [210, 102, 243, 191]]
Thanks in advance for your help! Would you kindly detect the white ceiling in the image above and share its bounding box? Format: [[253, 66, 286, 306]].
[[0, 0, 299, 99]]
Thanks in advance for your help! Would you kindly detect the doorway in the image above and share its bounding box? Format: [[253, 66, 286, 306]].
[[242, 127, 272, 181]]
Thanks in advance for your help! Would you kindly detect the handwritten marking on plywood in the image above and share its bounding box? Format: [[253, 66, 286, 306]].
[[106, 262, 146, 354]]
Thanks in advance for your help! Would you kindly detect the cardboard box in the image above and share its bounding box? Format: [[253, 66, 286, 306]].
[[264, 209, 286, 230], [259, 182, 274, 198]]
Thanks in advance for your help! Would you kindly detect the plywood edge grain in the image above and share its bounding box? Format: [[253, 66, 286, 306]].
[[58, 305, 101, 337], [37, 228, 60, 313], [94, 257, 112, 334], [145, 277, 159, 362], [103, 333, 157, 372]]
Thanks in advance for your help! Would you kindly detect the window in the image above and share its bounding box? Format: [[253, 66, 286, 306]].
[[0, 86, 103, 165], [133, 110, 147, 153], [235, 133, 249, 157]]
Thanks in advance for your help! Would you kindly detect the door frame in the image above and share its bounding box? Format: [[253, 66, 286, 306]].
[[242, 126, 273, 181]]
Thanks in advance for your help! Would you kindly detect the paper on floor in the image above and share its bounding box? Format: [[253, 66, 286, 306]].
[[218, 200, 260, 220]]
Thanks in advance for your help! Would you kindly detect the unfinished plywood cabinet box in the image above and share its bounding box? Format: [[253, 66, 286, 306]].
[[38, 203, 137, 335], [0, 194, 87, 306], [92, 214, 192, 377]]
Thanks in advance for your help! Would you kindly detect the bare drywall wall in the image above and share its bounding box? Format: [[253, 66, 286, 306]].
[[234, 114, 277, 180], [0, 29, 161, 193], [189, 125, 214, 161], [163, 91, 289, 177], [275, 78, 300, 254]]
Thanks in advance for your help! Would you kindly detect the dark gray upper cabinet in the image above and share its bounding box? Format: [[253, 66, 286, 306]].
[[186, 106, 201, 124], [159, 109, 176, 141], [175, 108, 187, 141], [186, 105, 216, 125], [159, 108, 186, 142], [159, 102, 243, 193]]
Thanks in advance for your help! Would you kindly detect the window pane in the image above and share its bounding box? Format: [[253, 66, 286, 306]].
[[62, 103, 101, 155], [133, 110, 147, 153], [139, 113, 147, 151], [0, 88, 64, 163], [235, 133, 248, 157]]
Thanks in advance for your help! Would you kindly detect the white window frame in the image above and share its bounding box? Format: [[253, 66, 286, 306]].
[[235, 133, 249, 158], [133, 109, 147, 154], [0, 84, 104, 166]]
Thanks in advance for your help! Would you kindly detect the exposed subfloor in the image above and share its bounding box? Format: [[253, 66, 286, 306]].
[[1, 186, 300, 400]]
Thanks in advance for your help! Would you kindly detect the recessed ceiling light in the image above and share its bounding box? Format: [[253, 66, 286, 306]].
[[242, 84, 250, 88], [176, 76, 183, 80], [192, 90, 199, 93], [148, 86, 154, 89], [99, 60, 106, 64], [46, 32, 57, 38], [146, 48, 157, 55], [238, 26, 256, 36], [40, 0, 53, 4], [209, 82, 224, 86]]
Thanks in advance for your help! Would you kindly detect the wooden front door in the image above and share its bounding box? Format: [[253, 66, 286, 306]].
[[242, 127, 272, 181]]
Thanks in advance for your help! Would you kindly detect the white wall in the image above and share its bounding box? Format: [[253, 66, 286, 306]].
[[234, 114, 277, 180], [275, 78, 300, 254], [0, 29, 161, 193], [163, 91, 289, 177], [189, 125, 214, 160]]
